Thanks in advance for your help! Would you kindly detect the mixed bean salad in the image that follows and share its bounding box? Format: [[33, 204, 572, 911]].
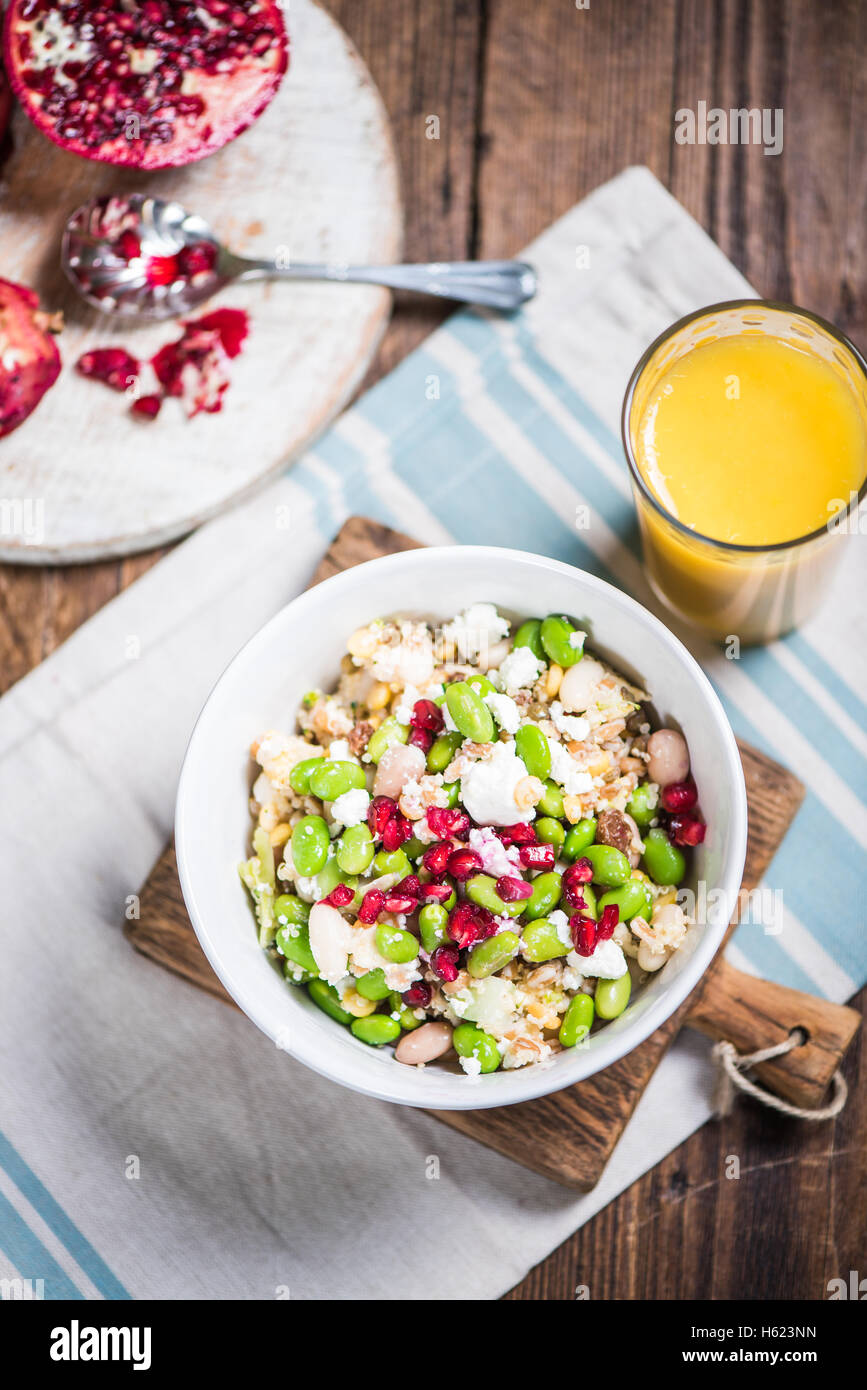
[[240, 605, 707, 1076]]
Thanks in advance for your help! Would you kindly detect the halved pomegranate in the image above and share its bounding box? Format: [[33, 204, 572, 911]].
[[3, 0, 288, 171], [0, 277, 61, 438]]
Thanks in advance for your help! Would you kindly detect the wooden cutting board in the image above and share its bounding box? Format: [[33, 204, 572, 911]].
[[0, 0, 401, 563], [127, 517, 861, 1189]]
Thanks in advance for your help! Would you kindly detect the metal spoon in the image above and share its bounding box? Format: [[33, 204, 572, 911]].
[[62, 194, 537, 320]]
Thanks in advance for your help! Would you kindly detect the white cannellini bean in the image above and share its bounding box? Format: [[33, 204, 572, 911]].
[[558, 657, 607, 713], [307, 901, 354, 985], [646, 728, 690, 786], [637, 941, 668, 972], [373, 742, 426, 799], [395, 1021, 454, 1065]]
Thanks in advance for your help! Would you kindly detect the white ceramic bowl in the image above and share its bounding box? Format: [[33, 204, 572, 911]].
[[176, 547, 747, 1110]]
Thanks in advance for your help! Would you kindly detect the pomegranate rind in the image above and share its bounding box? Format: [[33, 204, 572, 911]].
[[0, 276, 61, 439], [3, 1, 289, 171]]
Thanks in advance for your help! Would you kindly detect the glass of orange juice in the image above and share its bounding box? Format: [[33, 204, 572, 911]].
[[621, 301, 867, 644]]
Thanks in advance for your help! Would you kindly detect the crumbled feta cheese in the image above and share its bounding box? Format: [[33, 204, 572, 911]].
[[566, 940, 628, 979], [330, 787, 370, 827], [328, 738, 358, 763], [394, 684, 420, 725], [443, 603, 510, 662], [495, 646, 545, 695], [442, 702, 458, 733], [485, 691, 521, 734], [549, 702, 591, 742], [468, 825, 521, 878], [459, 1055, 483, 1077], [549, 909, 572, 947], [349, 926, 421, 991], [461, 742, 536, 826], [569, 629, 587, 651], [547, 739, 594, 796]]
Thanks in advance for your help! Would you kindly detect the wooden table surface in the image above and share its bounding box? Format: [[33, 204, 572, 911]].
[[2, 0, 864, 1299]]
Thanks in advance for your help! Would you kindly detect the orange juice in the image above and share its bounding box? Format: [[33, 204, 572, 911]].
[[623, 302, 867, 643]]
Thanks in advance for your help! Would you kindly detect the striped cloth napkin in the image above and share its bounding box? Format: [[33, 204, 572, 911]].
[[1, 168, 863, 1302]]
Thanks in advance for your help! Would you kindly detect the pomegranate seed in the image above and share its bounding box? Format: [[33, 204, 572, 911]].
[[668, 812, 707, 847], [117, 229, 142, 262], [131, 393, 162, 419], [563, 859, 593, 909], [519, 842, 555, 871], [448, 902, 495, 949], [570, 914, 597, 956], [368, 795, 397, 838], [358, 888, 385, 924], [383, 894, 418, 914], [495, 875, 533, 902], [323, 883, 354, 908], [76, 347, 140, 392], [595, 904, 619, 941], [422, 842, 452, 875], [408, 726, 433, 753], [420, 881, 454, 903], [426, 807, 470, 840], [410, 698, 444, 733], [176, 241, 217, 278], [403, 981, 432, 1008], [447, 848, 483, 881], [430, 944, 460, 982], [382, 814, 412, 852], [660, 777, 698, 813], [395, 874, 420, 899], [145, 253, 180, 287], [500, 822, 537, 845]]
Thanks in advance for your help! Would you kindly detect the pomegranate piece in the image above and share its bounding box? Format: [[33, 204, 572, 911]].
[[408, 726, 433, 753], [562, 858, 593, 909], [76, 347, 140, 393], [595, 904, 619, 941], [425, 807, 470, 841], [410, 699, 444, 733], [667, 811, 707, 847], [421, 842, 452, 876], [570, 914, 597, 957], [368, 795, 397, 839], [3, 0, 288, 171], [381, 813, 412, 852], [395, 874, 420, 899], [358, 888, 385, 925], [189, 308, 249, 360], [518, 842, 555, 871], [131, 393, 162, 420], [0, 277, 61, 438], [403, 982, 432, 1009], [176, 242, 218, 280], [495, 875, 533, 902], [660, 777, 698, 813], [447, 848, 483, 881], [323, 883, 354, 909], [498, 822, 537, 847], [448, 901, 496, 950], [382, 893, 418, 915], [419, 881, 454, 904], [151, 311, 248, 418], [430, 945, 460, 983]]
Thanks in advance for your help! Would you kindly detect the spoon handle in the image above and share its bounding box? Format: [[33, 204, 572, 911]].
[[232, 257, 537, 310]]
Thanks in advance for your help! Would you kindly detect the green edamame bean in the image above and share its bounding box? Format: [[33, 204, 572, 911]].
[[276, 923, 318, 977], [559, 993, 595, 1047], [307, 978, 352, 1025], [520, 871, 563, 920], [466, 673, 496, 698], [308, 759, 366, 801], [466, 874, 524, 918], [310, 851, 349, 901], [351, 1014, 401, 1046], [522, 916, 570, 963], [388, 992, 422, 1031], [443, 781, 461, 808], [375, 923, 419, 964], [445, 681, 495, 744], [356, 967, 391, 1001], [289, 757, 327, 795], [452, 1024, 501, 1073], [584, 842, 631, 887], [563, 818, 597, 861], [291, 814, 330, 876], [467, 930, 520, 978], [373, 848, 412, 879], [427, 730, 462, 773], [599, 879, 652, 922], [513, 618, 545, 662], [419, 902, 449, 952], [336, 823, 374, 874], [626, 782, 659, 830], [537, 779, 565, 817], [403, 836, 426, 861], [595, 972, 632, 1019], [366, 717, 409, 764], [581, 883, 598, 919], [539, 613, 585, 668], [642, 827, 686, 886], [274, 893, 310, 927], [515, 723, 551, 780], [535, 816, 565, 849], [282, 956, 315, 985]]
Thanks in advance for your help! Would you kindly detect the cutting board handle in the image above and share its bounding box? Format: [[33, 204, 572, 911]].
[[686, 958, 859, 1111]]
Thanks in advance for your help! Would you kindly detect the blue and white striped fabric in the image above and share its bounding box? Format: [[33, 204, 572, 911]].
[[1, 167, 863, 1301]]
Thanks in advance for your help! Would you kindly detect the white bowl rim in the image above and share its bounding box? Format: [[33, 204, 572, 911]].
[[175, 544, 748, 1110]]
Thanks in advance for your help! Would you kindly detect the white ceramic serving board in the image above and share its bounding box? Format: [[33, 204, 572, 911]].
[[0, 0, 402, 563]]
